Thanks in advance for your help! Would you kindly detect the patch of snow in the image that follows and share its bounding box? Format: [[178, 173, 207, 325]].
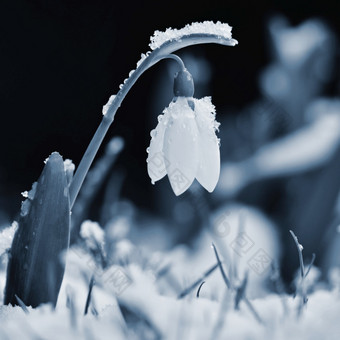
[[63, 159, 75, 174], [102, 95, 116, 116], [80, 220, 105, 250], [21, 191, 29, 198], [0, 221, 18, 256], [149, 21, 233, 50]]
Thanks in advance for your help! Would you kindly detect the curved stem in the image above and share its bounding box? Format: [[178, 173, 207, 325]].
[[69, 32, 237, 208], [164, 54, 186, 70], [69, 54, 184, 208]]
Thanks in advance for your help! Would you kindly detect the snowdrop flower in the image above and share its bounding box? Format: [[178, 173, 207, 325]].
[[147, 69, 220, 196]]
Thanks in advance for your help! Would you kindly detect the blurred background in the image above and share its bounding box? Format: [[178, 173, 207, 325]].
[[1, 0, 340, 285]]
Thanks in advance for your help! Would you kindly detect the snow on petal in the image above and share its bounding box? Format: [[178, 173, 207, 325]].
[[194, 97, 220, 192], [163, 98, 199, 195], [147, 111, 170, 183]]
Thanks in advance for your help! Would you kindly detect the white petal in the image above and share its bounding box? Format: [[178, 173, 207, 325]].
[[147, 112, 170, 183], [163, 98, 199, 195], [194, 97, 220, 192]]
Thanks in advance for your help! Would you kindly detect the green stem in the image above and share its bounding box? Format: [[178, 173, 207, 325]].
[[69, 33, 237, 208]]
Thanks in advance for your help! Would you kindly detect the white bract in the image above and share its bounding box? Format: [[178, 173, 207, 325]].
[[147, 96, 220, 195]]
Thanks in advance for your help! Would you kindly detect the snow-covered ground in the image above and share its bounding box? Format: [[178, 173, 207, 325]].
[[1, 205, 340, 340]]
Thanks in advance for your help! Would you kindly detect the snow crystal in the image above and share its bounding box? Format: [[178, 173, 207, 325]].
[[102, 95, 116, 116], [21, 191, 28, 198], [149, 21, 233, 50]]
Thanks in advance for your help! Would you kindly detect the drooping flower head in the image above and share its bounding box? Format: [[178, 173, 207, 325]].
[[147, 68, 220, 195]]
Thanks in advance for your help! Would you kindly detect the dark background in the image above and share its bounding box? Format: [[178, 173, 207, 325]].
[[1, 0, 339, 219]]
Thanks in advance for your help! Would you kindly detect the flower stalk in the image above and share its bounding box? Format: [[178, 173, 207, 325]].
[[69, 22, 237, 207]]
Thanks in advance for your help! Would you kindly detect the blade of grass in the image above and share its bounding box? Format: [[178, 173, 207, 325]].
[[212, 243, 231, 289], [234, 271, 248, 310], [196, 281, 205, 298], [84, 275, 95, 315], [290, 230, 309, 315], [289, 230, 305, 278], [15, 294, 29, 314], [304, 253, 316, 278], [212, 243, 264, 324], [242, 297, 264, 325], [178, 263, 219, 299]]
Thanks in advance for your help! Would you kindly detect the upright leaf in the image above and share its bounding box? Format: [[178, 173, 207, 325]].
[[5, 152, 70, 307]]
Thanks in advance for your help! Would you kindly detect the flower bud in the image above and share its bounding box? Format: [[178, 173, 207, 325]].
[[173, 69, 194, 97]]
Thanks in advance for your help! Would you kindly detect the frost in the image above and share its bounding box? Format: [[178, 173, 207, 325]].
[[149, 21, 233, 50], [102, 95, 116, 116], [0, 221, 18, 255]]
